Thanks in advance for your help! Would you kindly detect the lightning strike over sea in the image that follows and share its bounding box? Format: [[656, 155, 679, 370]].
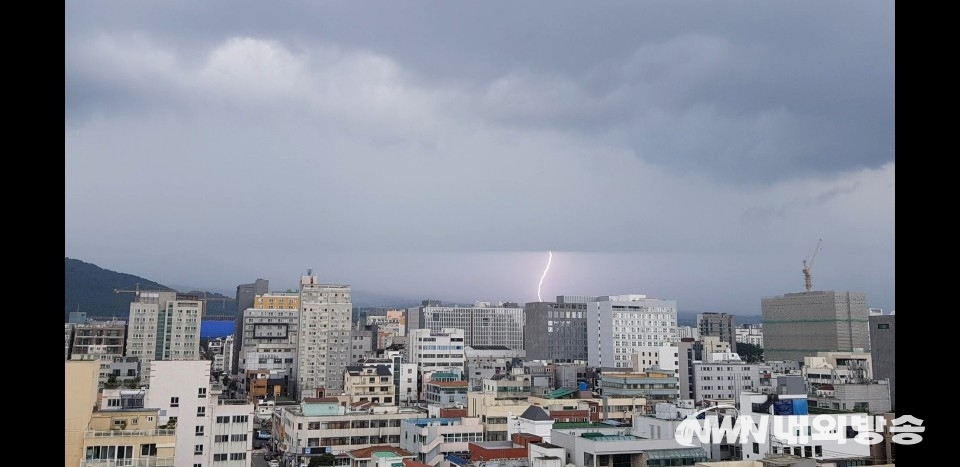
[[537, 251, 553, 302]]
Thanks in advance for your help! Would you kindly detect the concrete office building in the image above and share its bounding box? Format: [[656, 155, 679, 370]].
[[586, 294, 678, 369], [692, 359, 763, 402], [232, 278, 269, 375], [297, 271, 353, 399], [761, 291, 871, 362], [415, 301, 525, 350], [523, 297, 589, 363], [406, 328, 466, 371], [696, 312, 737, 353], [869, 311, 895, 410], [735, 324, 764, 347], [70, 319, 128, 386], [124, 291, 202, 384], [367, 310, 407, 350], [629, 343, 679, 375], [238, 301, 299, 373], [350, 323, 377, 362]]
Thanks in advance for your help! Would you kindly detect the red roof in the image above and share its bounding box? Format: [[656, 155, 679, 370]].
[[348, 446, 414, 459], [304, 397, 340, 403], [427, 380, 469, 387]]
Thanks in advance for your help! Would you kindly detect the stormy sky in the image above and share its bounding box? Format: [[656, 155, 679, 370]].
[[65, 1, 895, 314]]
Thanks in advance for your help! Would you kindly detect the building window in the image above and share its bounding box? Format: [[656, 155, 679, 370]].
[[195, 426, 204, 436], [170, 397, 179, 407], [215, 435, 228, 443], [194, 445, 203, 455], [230, 453, 248, 460], [198, 387, 207, 398], [877, 323, 890, 329], [214, 453, 228, 461], [217, 416, 230, 423], [197, 407, 206, 417]]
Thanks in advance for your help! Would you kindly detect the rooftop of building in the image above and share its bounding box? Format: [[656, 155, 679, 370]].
[[304, 397, 341, 404], [532, 442, 562, 449], [469, 345, 513, 351], [348, 446, 414, 459], [427, 380, 469, 388], [579, 432, 642, 441], [404, 417, 470, 427]]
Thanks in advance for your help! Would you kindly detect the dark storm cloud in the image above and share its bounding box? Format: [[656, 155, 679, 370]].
[[65, 1, 895, 314]]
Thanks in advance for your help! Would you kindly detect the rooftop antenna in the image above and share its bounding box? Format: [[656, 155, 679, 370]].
[[802, 238, 822, 292]]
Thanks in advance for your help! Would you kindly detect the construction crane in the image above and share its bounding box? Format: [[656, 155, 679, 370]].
[[114, 282, 145, 295], [802, 238, 823, 292], [202, 291, 235, 312]]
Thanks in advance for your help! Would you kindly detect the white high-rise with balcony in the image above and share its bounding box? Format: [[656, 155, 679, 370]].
[[297, 271, 353, 399]]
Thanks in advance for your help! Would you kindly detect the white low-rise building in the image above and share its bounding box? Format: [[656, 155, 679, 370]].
[[399, 417, 485, 466], [275, 398, 428, 463], [550, 426, 709, 467]]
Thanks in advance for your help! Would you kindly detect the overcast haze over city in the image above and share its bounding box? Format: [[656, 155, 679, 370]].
[[65, 1, 895, 315]]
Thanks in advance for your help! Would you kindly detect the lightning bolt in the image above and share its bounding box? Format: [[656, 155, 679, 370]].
[[537, 251, 553, 302]]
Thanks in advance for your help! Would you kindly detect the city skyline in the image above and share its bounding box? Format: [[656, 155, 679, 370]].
[[65, 2, 895, 316]]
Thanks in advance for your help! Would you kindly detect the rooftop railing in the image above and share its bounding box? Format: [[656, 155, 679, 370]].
[[84, 429, 176, 438]]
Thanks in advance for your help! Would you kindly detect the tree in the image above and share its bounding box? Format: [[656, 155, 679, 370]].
[[104, 374, 119, 389], [308, 453, 337, 467], [737, 343, 764, 363]]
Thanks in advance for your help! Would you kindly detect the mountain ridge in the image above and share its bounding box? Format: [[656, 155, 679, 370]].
[[65, 257, 761, 323]]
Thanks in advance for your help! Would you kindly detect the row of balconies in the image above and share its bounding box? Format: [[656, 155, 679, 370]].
[[84, 429, 176, 438], [80, 458, 175, 467]]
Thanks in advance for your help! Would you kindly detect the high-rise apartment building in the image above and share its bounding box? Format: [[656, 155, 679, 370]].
[[586, 294, 678, 369], [70, 320, 127, 384], [761, 291, 871, 362], [232, 279, 269, 375], [869, 311, 895, 411], [414, 301, 524, 350], [696, 312, 737, 353], [124, 291, 202, 384], [523, 296, 589, 362], [297, 271, 352, 399]]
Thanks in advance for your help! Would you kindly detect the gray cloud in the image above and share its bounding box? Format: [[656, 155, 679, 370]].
[[65, 1, 895, 315]]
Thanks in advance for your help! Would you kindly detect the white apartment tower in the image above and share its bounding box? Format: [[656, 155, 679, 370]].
[[297, 271, 353, 399], [587, 294, 678, 369], [144, 360, 255, 467], [125, 290, 202, 384]]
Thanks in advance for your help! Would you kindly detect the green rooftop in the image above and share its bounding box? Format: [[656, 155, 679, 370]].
[[546, 387, 577, 399]]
